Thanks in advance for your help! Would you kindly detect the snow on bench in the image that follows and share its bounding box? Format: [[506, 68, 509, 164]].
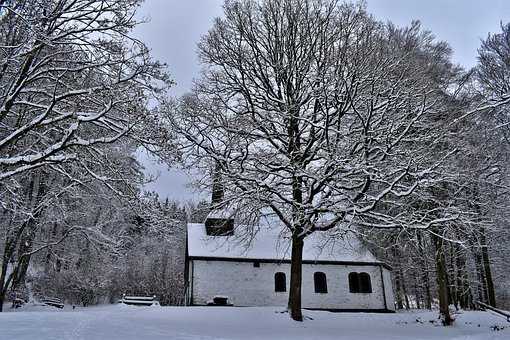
[[41, 297, 64, 309], [12, 297, 26, 309], [476, 301, 510, 323], [119, 294, 160, 306]]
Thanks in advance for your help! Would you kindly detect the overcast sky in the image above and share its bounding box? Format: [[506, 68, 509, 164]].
[[134, 0, 510, 202]]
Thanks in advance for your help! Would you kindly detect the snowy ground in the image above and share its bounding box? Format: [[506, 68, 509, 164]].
[[1, 304, 509, 340]]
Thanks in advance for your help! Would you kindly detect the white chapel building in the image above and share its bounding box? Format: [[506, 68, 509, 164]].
[[184, 210, 395, 312]]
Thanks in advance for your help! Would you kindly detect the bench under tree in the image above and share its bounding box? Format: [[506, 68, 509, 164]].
[[41, 297, 64, 309], [119, 294, 160, 306]]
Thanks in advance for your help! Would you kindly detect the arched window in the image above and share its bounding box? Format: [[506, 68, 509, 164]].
[[275, 272, 286, 292], [349, 272, 372, 293], [359, 272, 372, 293], [314, 272, 328, 293], [348, 272, 360, 293]]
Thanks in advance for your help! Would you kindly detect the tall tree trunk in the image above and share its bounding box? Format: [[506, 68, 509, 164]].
[[288, 235, 304, 321], [423, 274, 432, 310], [394, 274, 404, 310], [0, 257, 8, 312], [0, 171, 47, 311], [418, 233, 432, 310], [414, 275, 421, 309], [287, 121, 303, 322], [401, 271, 410, 310], [391, 247, 403, 309], [0, 237, 16, 313], [453, 245, 461, 309], [12, 219, 37, 291], [479, 228, 496, 307], [445, 253, 452, 307], [455, 245, 470, 309], [394, 247, 411, 309], [474, 250, 486, 303], [432, 232, 454, 326], [449, 244, 459, 310]]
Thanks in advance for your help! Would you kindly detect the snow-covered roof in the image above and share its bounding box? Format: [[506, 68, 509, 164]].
[[187, 222, 379, 263], [206, 208, 235, 220]]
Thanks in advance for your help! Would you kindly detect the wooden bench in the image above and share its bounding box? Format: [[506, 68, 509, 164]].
[[12, 298, 25, 309], [119, 294, 160, 306], [41, 297, 64, 309], [476, 301, 510, 323]]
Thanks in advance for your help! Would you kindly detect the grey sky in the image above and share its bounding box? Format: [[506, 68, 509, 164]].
[[135, 0, 510, 202]]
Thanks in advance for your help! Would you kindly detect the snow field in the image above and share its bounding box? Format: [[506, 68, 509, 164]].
[[1, 305, 509, 340]]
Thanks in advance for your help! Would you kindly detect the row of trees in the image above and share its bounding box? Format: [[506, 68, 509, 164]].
[[370, 21, 510, 319], [0, 0, 184, 311], [164, 0, 510, 324], [27, 194, 188, 308], [0, 0, 214, 307], [370, 61, 510, 320]]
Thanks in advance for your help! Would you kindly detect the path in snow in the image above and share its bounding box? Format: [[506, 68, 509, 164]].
[[0, 304, 508, 340]]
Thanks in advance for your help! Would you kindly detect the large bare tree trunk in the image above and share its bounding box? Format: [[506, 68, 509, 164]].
[[401, 270, 410, 310], [394, 275, 404, 310], [418, 232, 432, 310], [414, 275, 421, 309], [0, 257, 8, 312], [288, 235, 304, 321], [455, 244, 470, 309], [474, 249, 486, 303], [423, 274, 432, 310], [392, 247, 404, 310], [0, 236, 17, 313], [432, 232, 454, 325], [479, 228, 496, 307], [449, 244, 459, 310]]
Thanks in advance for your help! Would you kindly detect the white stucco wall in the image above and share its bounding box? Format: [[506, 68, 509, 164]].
[[382, 266, 396, 311], [190, 259, 394, 310]]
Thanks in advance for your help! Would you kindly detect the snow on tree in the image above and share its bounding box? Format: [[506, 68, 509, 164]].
[[0, 0, 175, 311], [28, 190, 185, 307], [364, 51, 510, 317], [476, 22, 510, 123], [0, 0, 171, 181], [168, 0, 460, 321]]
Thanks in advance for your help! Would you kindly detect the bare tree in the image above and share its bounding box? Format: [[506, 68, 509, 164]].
[[170, 0, 459, 321], [0, 0, 170, 181], [475, 22, 510, 135], [365, 97, 510, 319], [0, 0, 171, 311]]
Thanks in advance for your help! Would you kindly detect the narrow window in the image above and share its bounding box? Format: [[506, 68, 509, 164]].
[[359, 272, 372, 293], [349, 272, 360, 293], [275, 272, 286, 292], [314, 272, 328, 293], [253, 261, 260, 268]]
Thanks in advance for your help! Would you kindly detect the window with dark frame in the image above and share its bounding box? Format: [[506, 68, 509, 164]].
[[349, 272, 372, 293], [359, 272, 372, 293], [274, 272, 286, 292], [314, 272, 328, 293], [348, 272, 360, 293]]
